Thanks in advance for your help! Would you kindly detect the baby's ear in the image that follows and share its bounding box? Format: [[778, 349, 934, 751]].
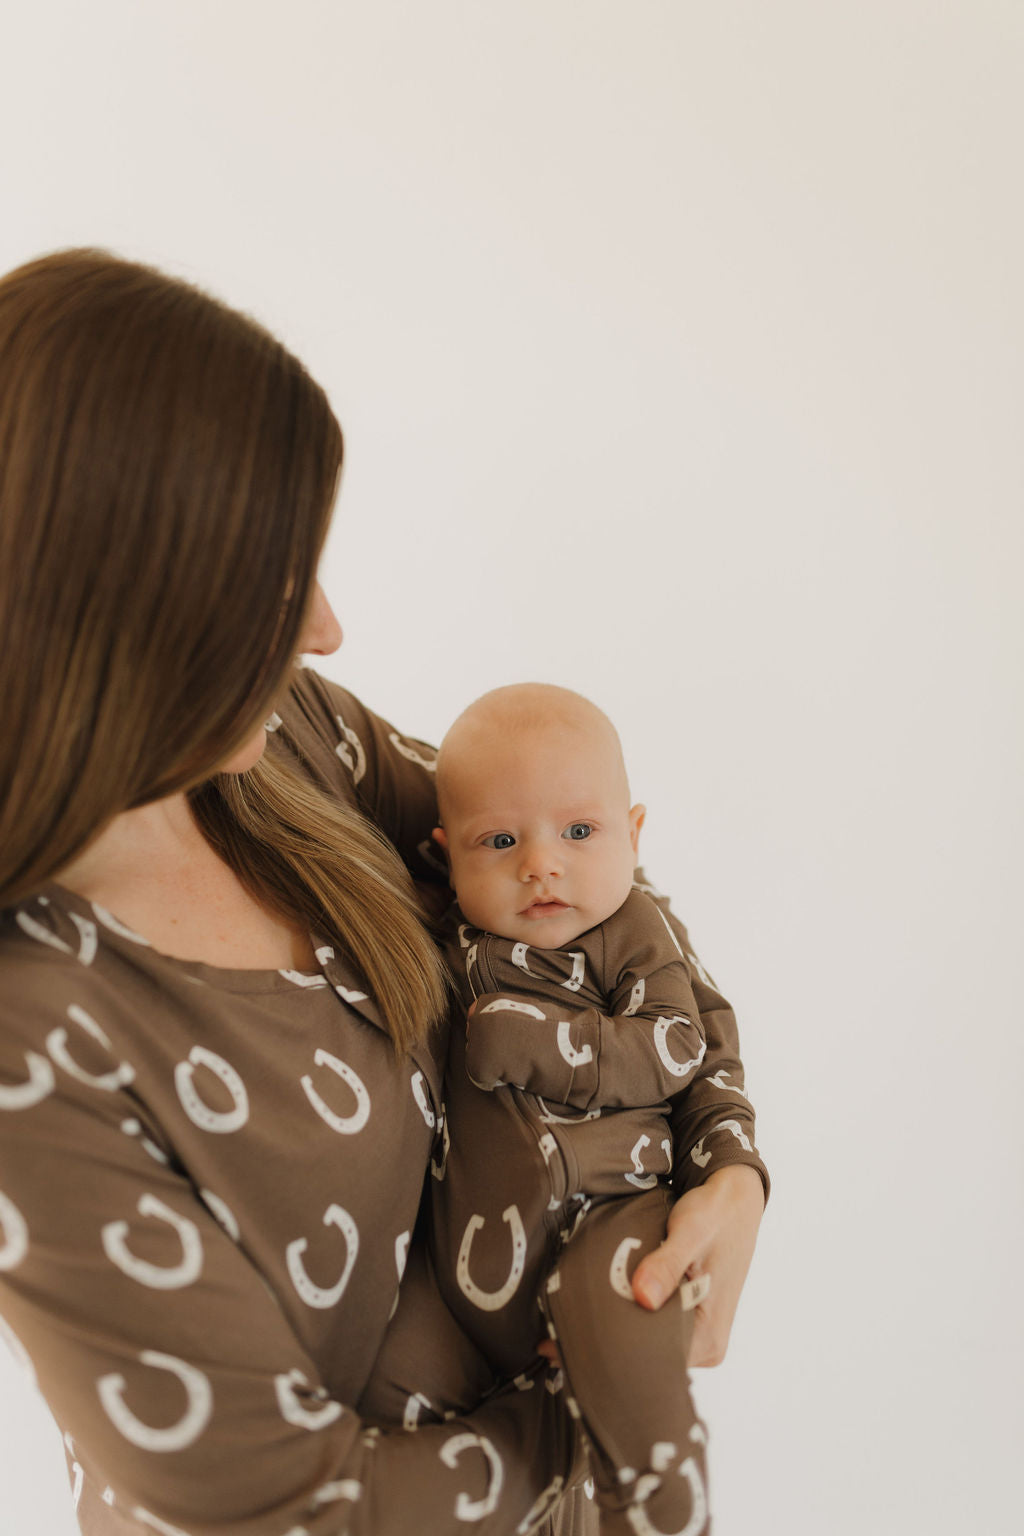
[[431, 826, 450, 858], [628, 804, 646, 856]]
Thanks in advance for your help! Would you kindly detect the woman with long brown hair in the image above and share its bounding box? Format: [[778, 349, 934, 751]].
[[0, 249, 766, 1535]]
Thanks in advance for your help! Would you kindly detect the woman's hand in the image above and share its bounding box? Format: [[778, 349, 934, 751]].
[[631, 1164, 765, 1367]]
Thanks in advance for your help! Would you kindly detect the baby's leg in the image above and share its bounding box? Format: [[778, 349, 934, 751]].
[[358, 1235, 498, 1428], [544, 1188, 709, 1536]]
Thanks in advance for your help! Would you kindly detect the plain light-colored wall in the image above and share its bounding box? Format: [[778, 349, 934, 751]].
[[1, 3, 1021, 1532]]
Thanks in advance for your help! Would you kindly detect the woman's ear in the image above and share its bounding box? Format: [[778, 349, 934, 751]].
[[628, 804, 646, 855]]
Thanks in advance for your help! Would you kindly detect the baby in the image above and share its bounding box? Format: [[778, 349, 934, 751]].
[[362, 684, 715, 1535]]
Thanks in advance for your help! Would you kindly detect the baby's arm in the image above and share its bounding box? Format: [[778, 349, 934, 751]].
[[464, 890, 706, 1112]]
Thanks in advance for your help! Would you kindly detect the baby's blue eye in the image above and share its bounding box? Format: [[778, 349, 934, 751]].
[[563, 823, 592, 841], [483, 833, 516, 850]]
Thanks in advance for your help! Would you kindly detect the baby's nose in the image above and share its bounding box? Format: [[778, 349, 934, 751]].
[[518, 839, 563, 881]]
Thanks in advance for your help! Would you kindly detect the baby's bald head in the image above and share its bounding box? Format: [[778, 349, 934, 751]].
[[437, 683, 631, 824]]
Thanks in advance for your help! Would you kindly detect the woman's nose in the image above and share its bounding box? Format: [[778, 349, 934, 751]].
[[298, 582, 343, 656], [518, 840, 563, 882]]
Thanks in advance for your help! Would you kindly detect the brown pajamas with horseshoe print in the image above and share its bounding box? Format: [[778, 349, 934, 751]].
[[363, 887, 762, 1535]]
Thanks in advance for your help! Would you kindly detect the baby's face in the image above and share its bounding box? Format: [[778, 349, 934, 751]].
[[436, 720, 644, 950]]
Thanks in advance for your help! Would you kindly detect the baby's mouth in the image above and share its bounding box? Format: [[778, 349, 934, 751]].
[[521, 898, 570, 919]]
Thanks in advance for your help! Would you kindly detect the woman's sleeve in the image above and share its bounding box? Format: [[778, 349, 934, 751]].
[[0, 1001, 575, 1536], [276, 671, 445, 886], [633, 879, 770, 1205]]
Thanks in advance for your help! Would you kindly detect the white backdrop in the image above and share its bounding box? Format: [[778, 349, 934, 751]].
[[1, 3, 1021, 1533]]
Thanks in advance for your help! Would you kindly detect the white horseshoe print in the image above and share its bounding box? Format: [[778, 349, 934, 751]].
[[706, 1069, 749, 1099], [301, 1048, 371, 1135], [199, 1189, 240, 1241], [411, 1070, 435, 1128], [47, 1006, 135, 1092], [431, 1105, 450, 1181], [334, 982, 368, 1004], [517, 1475, 565, 1534], [97, 1351, 212, 1452], [456, 1205, 527, 1312], [439, 1431, 504, 1520], [121, 1118, 169, 1166], [0, 1050, 55, 1111], [16, 907, 97, 965], [0, 1190, 28, 1271], [625, 1134, 659, 1190], [286, 1204, 359, 1309], [560, 952, 586, 992], [610, 1236, 643, 1300], [653, 1017, 706, 1079], [465, 942, 478, 976], [92, 904, 150, 946], [388, 732, 437, 773], [279, 969, 328, 989], [389, 1229, 411, 1319], [312, 1479, 362, 1507], [174, 1047, 249, 1134], [457, 924, 473, 950], [624, 1457, 707, 1536], [274, 1369, 344, 1430], [690, 1119, 754, 1168], [536, 1096, 600, 1125], [101, 1195, 204, 1290], [624, 978, 645, 1016], [556, 1020, 593, 1069], [479, 999, 546, 1020], [334, 715, 366, 784], [511, 943, 535, 976], [70, 1460, 84, 1509], [403, 1391, 433, 1430]]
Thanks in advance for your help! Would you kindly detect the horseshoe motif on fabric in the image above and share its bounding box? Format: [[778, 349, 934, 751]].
[[97, 1350, 212, 1452], [16, 907, 97, 965], [653, 1017, 706, 1079], [92, 905, 150, 946], [430, 1105, 450, 1181], [388, 732, 437, 774], [536, 1096, 600, 1125], [102, 1195, 204, 1290], [456, 1206, 527, 1312], [286, 1203, 359, 1309], [274, 1368, 344, 1430], [625, 1134, 659, 1190], [517, 1475, 565, 1534], [560, 952, 585, 993], [301, 1048, 371, 1135], [624, 978, 645, 1016], [556, 1020, 593, 1068], [511, 943, 535, 977], [625, 1456, 707, 1536], [334, 714, 366, 784], [0, 1050, 55, 1111], [0, 1190, 29, 1272], [47, 1006, 135, 1092], [439, 1431, 504, 1520], [390, 1229, 411, 1319], [174, 1047, 249, 1134], [690, 1119, 753, 1168], [411, 1070, 435, 1128], [199, 1189, 240, 1241], [279, 969, 328, 989], [121, 1117, 170, 1167], [479, 999, 546, 1020], [610, 1236, 642, 1299]]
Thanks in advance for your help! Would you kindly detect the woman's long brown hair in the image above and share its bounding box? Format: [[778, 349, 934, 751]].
[[0, 249, 445, 1052]]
